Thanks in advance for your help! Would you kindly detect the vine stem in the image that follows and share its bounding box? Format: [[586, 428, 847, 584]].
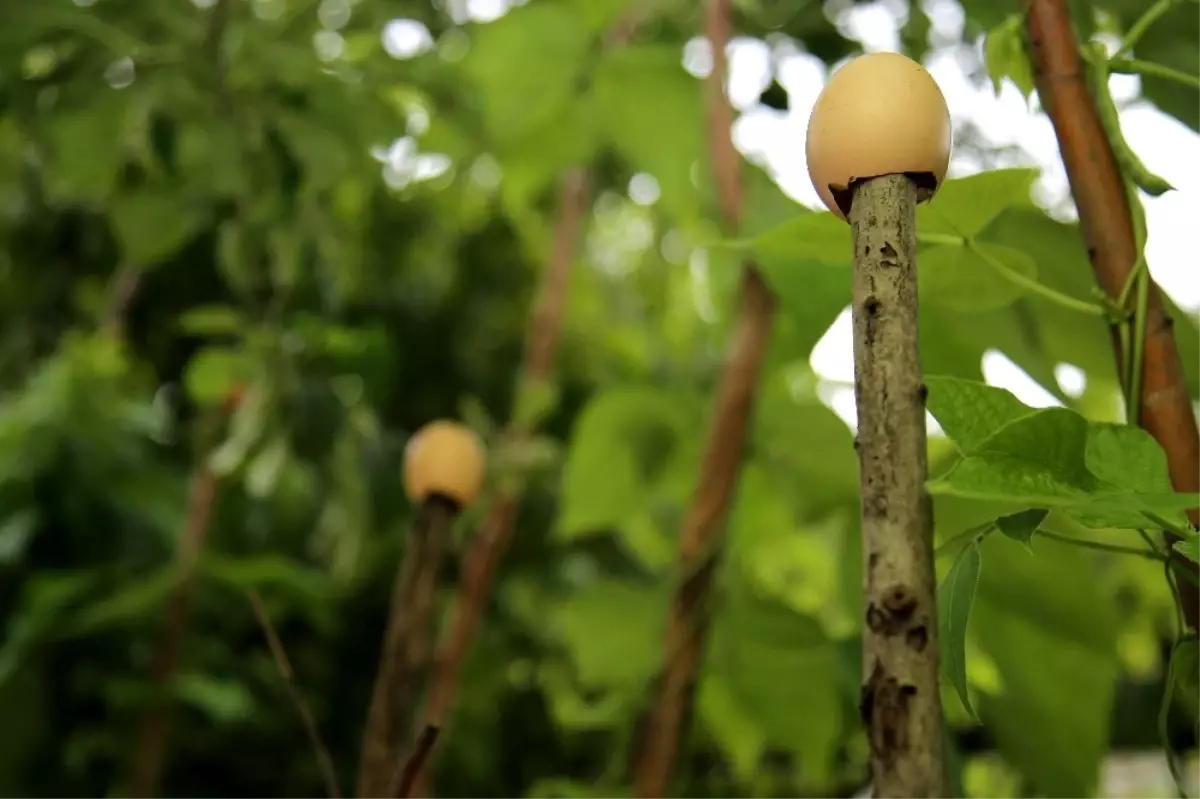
[[630, 0, 777, 793], [1116, 0, 1177, 56], [1023, 0, 1200, 631], [1109, 57, 1200, 89], [849, 174, 946, 798], [1036, 529, 1167, 560]]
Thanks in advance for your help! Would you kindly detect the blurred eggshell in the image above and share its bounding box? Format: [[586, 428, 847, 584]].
[[403, 420, 486, 509]]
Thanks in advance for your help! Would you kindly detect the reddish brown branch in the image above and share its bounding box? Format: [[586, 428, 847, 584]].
[[126, 463, 220, 798], [401, 166, 591, 797], [248, 590, 343, 799], [631, 0, 777, 795], [1024, 0, 1199, 629], [357, 497, 458, 798], [389, 725, 440, 798]]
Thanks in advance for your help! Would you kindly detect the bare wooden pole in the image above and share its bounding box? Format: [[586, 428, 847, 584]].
[[849, 174, 947, 798]]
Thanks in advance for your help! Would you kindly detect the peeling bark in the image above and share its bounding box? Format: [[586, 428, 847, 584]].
[[849, 174, 947, 798]]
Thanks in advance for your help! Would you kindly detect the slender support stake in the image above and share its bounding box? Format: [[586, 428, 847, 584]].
[[357, 495, 459, 799], [849, 174, 947, 799]]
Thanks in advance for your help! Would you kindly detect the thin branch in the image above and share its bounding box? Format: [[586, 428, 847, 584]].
[[1036, 528, 1168, 560], [1023, 0, 1200, 630], [402, 166, 591, 797], [630, 0, 777, 794], [126, 463, 221, 798], [357, 497, 458, 798], [247, 590, 343, 799], [388, 725, 440, 798]]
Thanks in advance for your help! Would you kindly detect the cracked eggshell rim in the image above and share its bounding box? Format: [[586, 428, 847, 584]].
[[403, 420, 487, 509], [805, 52, 952, 222]]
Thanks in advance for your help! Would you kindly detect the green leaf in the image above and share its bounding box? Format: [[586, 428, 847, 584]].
[[42, 96, 129, 203], [178, 305, 247, 337], [697, 676, 765, 783], [983, 15, 1035, 101], [61, 566, 183, 637], [937, 541, 981, 718], [173, 672, 255, 725], [749, 211, 850, 265], [994, 508, 1048, 547], [918, 168, 1039, 238], [276, 111, 352, 191], [462, 4, 591, 144], [109, 188, 206, 265], [592, 45, 706, 220], [1084, 423, 1174, 494], [557, 386, 683, 540], [553, 580, 665, 687], [1173, 536, 1199, 564], [0, 510, 37, 565], [920, 242, 1037, 312], [709, 582, 841, 777], [974, 537, 1118, 796], [1159, 635, 1199, 795], [184, 347, 252, 406], [925, 375, 1034, 455]]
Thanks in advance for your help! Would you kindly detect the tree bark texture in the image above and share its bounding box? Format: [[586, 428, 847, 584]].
[[850, 174, 947, 799]]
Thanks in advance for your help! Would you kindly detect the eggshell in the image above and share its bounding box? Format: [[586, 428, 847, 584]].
[[403, 420, 487, 508], [805, 52, 952, 221]]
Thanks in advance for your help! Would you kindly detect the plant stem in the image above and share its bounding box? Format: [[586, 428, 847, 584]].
[[850, 174, 946, 798], [1109, 57, 1200, 89], [357, 496, 458, 798], [1023, 0, 1200, 631], [248, 590, 343, 799], [1116, 0, 1176, 57], [933, 522, 995, 559], [127, 460, 221, 798], [968, 241, 1109, 316], [1037, 529, 1167, 560], [630, 0, 777, 794]]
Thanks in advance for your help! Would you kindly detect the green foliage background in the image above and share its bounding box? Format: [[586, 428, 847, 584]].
[[0, 0, 1197, 797]]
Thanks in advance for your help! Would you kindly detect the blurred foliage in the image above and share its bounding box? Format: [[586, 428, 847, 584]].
[[0, 0, 1197, 797]]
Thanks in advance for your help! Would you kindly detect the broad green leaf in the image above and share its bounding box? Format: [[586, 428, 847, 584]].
[[983, 15, 1035, 101], [463, 4, 591, 143], [918, 168, 1039, 238], [994, 508, 1048, 547], [109, 188, 206, 265], [592, 45, 706, 220], [920, 242, 1037, 312], [974, 537, 1117, 796], [938, 541, 981, 718], [1174, 536, 1199, 564], [553, 580, 665, 687], [184, 347, 252, 406], [1084, 423, 1174, 494], [697, 676, 766, 783], [709, 582, 841, 777], [925, 375, 1034, 454], [750, 211, 850, 265], [557, 386, 683, 541], [42, 96, 128, 203]]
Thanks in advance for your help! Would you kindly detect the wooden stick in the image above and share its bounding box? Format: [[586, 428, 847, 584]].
[[849, 173, 946, 798], [357, 496, 458, 798]]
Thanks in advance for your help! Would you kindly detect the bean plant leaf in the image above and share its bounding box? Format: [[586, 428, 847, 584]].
[[983, 15, 1036, 101], [938, 541, 981, 718], [995, 508, 1049, 548], [1084, 423, 1174, 494], [919, 242, 1037, 312], [925, 375, 1035, 455], [1174, 536, 1200, 564], [918, 168, 1039, 238]]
